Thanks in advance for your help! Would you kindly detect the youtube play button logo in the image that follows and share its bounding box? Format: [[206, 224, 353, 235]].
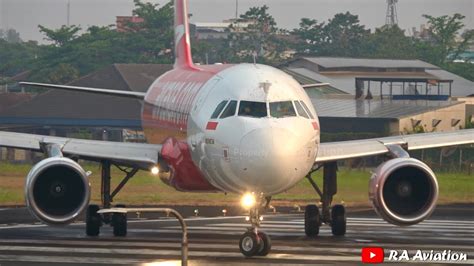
[[362, 247, 384, 263]]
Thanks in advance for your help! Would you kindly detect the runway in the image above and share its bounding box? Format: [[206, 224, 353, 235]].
[[0, 205, 472, 265]]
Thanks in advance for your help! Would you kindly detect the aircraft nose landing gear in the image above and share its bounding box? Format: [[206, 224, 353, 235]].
[[238, 193, 272, 257]]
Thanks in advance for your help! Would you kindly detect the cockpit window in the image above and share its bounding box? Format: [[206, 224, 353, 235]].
[[220, 100, 237, 118], [238, 101, 267, 118], [211, 100, 228, 119], [300, 101, 315, 119], [270, 101, 297, 118], [294, 101, 309, 119]]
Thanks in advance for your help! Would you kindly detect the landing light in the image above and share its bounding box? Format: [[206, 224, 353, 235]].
[[151, 166, 160, 175], [241, 193, 256, 209]]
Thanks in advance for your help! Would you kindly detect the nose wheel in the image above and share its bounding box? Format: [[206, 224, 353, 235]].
[[239, 231, 272, 257], [239, 194, 272, 257]]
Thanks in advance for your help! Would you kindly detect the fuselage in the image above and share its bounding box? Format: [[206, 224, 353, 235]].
[[142, 63, 320, 196]]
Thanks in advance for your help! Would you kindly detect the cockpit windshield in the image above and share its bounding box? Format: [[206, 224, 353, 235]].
[[211, 100, 228, 119], [270, 101, 297, 118], [238, 101, 267, 118]]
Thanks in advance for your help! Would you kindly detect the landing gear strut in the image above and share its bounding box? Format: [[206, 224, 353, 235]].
[[304, 162, 346, 237], [85, 160, 138, 237], [239, 194, 272, 257]]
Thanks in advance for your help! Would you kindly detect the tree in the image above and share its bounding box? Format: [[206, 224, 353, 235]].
[[46, 63, 80, 84], [0, 28, 22, 43], [322, 12, 370, 56], [27, 0, 175, 84], [417, 13, 472, 65], [367, 25, 417, 59], [0, 39, 40, 76], [38, 25, 81, 47], [225, 5, 288, 64], [293, 12, 370, 57], [293, 18, 325, 54]]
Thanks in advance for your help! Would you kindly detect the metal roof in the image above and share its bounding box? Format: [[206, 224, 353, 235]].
[[302, 57, 439, 70], [0, 64, 172, 128], [286, 67, 473, 97], [312, 97, 461, 119], [426, 69, 474, 97]]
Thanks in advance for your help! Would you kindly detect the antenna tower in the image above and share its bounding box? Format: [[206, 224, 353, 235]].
[[385, 0, 398, 26]]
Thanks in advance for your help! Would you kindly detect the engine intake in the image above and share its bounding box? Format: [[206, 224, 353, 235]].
[[369, 158, 438, 226], [25, 157, 90, 225]]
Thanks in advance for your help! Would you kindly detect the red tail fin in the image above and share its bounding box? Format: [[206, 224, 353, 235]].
[[174, 0, 196, 69]]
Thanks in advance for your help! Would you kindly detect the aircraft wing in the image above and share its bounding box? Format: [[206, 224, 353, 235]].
[[0, 131, 161, 170], [316, 129, 474, 163], [19, 82, 146, 100]]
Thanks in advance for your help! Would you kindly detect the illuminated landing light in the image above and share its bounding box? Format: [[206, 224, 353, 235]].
[[241, 192, 256, 209], [151, 166, 160, 175]]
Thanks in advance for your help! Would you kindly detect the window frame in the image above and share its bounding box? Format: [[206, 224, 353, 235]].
[[210, 100, 229, 119], [300, 100, 315, 119], [219, 100, 238, 119], [294, 100, 310, 119]]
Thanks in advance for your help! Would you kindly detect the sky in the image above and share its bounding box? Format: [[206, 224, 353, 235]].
[[1, 0, 473, 43]]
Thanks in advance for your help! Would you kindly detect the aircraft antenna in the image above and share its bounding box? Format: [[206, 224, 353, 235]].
[[385, 0, 398, 26]]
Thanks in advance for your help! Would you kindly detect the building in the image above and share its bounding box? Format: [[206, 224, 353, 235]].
[[116, 16, 145, 32], [282, 57, 472, 136], [0, 64, 172, 162], [191, 20, 254, 40], [282, 57, 474, 98], [314, 95, 466, 136]]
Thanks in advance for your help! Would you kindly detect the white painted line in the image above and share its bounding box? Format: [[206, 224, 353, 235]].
[[0, 245, 363, 263], [0, 224, 47, 230], [0, 254, 167, 265], [347, 218, 474, 225], [0, 246, 471, 265], [1, 238, 472, 254]]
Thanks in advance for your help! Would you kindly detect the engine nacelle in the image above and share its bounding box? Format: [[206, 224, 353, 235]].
[[25, 157, 91, 225], [369, 158, 438, 226]]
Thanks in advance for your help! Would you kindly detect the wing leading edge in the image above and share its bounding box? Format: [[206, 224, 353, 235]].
[[0, 131, 161, 170], [316, 129, 474, 163], [19, 82, 146, 100]]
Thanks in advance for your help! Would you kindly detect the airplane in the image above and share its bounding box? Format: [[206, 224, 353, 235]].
[[1, 0, 473, 258]]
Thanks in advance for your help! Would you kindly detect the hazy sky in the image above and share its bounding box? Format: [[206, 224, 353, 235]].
[[1, 0, 473, 43]]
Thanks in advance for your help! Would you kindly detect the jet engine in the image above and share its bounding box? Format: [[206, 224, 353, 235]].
[[369, 158, 438, 226], [25, 157, 91, 225]]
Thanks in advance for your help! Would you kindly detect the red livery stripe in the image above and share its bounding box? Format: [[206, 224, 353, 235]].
[[312, 122, 319, 130], [206, 121, 219, 130]]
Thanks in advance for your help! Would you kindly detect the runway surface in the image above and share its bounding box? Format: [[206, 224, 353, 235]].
[[0, 205, 472, 265]]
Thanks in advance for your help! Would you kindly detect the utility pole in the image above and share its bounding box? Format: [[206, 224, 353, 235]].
[[235, 0, 238, 19], [385, 0, 398, 26], [67, 0, 71, 26]]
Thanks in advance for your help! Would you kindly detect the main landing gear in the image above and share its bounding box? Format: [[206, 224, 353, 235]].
[[85, 160, 139, 237], [304, 162, 346, 237], [238, 194, 272, 257]]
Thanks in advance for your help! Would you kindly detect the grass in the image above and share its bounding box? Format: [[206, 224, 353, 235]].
[[0, 162, 472, 206]]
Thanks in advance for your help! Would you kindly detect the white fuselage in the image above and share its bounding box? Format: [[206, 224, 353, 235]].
[[186, 64, 320, 195]]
